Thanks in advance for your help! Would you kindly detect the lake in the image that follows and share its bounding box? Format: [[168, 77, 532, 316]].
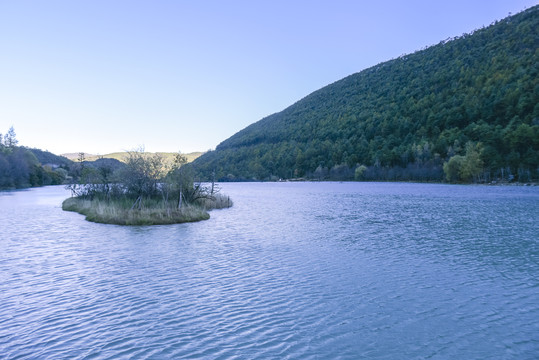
[[1, 182, 538, 359]]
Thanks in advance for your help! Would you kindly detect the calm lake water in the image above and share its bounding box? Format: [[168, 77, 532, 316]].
[[1, 182, 538, 359]]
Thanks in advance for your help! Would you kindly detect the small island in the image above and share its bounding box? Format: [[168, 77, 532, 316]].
[[62, 150, 232, 225]]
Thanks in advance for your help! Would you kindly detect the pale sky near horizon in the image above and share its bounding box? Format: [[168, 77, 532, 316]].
[[1, 0, 537, 155]]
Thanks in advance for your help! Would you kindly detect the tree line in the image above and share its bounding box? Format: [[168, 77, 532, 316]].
[[0, 127, 68, 189]]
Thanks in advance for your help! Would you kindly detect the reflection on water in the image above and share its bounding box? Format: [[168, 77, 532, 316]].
[[1, 183, 538, 359]]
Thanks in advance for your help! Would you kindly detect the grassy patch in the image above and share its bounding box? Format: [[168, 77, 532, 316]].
[[196, 192, 234, 210], [62, 197, 213, 225]]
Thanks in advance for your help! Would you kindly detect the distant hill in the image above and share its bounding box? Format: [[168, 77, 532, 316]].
[[61, 152, 95, 161], [62, 151, 204, 166], [192, 6, 538, 182], [27, 148, 73, 167], [84, 157, 126, 173]]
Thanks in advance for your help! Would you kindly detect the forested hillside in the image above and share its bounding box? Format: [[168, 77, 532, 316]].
[[0, 127, 124, 190], [193, 6, 538, 182], [0, 127, 71, 189]]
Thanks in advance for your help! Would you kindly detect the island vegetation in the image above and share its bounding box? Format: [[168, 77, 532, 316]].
[[0, 129, 230, 225], [62, 149, 232, 225], [192, 6, 539, 184]]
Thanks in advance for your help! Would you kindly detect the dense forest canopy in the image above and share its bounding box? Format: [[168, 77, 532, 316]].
[[192, 6, 539, 182]]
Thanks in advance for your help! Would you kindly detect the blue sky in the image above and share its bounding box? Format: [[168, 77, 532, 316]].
[[1, 0, 536, 155]]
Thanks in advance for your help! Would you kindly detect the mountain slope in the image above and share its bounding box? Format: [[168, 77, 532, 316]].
[[193, 6, 538, 182], [27, 148, 73, 167]]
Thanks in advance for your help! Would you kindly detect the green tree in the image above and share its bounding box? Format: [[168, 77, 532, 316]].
[[443, 155, 465, 182], [354, 165, 367, 180], [121, 149, 165, 204], [166, 152, 189, 208], [459, 142, 484, 182], [4, 126, 18, 148], [443, 142, 484, 182]]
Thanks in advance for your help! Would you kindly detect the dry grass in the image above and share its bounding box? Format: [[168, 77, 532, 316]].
[[197, 193, 234, 210], [62, 197, 211, 225]]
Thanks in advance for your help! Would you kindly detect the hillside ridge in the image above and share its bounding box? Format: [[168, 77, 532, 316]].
[[192, 5, 538, 183], [62, 151, 203, 164]]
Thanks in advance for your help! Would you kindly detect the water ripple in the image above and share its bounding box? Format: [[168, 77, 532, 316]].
[[1, 184, 538, 359]]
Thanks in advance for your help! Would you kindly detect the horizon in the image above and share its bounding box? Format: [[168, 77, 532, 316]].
[[59, 150, 203, 157], [1, 1, 537, 156]]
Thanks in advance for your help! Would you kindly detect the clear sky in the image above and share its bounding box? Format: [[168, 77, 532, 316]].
[[1, 0, 537, 155]]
